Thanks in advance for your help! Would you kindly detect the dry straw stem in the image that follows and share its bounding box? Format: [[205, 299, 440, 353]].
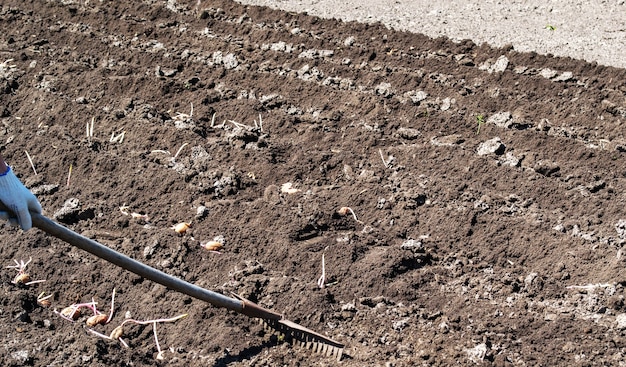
[[172, 102, 193, 121], [66, 164, 72, 187], [110, 130, 125, 143], [119, 203, 131, 215], [149, 142, 188, 162], [24, 150, 37, 175], [86, 117, 95, 143], [566, 283, 615, 292], [378, 149, 393, 169], [210, 112, 262, 131], [317, 253, 326, 289], [228, 119, 254, 130], [254, 113, 263, 132], [173, 142, 188, 159]]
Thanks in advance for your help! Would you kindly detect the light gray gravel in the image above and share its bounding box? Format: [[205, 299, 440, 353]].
[[234, 0, 626, 69]]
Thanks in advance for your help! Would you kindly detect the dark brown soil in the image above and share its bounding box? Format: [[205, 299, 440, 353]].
[[1, 1, 626, 366]]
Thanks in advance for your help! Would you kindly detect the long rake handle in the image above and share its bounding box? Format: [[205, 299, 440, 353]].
[[3, 205, 282, 320]]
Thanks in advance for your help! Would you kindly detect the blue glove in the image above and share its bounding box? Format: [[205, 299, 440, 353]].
[[0, 166, 42, 230]]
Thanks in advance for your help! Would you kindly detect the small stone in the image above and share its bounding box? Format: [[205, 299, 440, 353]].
[[553, 71, 573, 82], [500, 152, 520, 167], [397, 127, 421, 140], [615, 220, 626, 239], [540, 68, 558, 79], [30, 184, 59, 195], [156, 66, 177, 77], [477, 137, 505, 156], [53, 198, 80, 221], [195, 205, 208, 219], [113, 109, 126, 119], [533, 160, 560, 177], [524, 272, 538, 287], [465, 343, 487, 363], [11, 350, 29, 363], [616, 313, 626, 329], [222, 53, 238, 69], [392, 318, 410, 331], [401, 239, 423, 250], [15, 311, 30, 323], [608, 295, 625, 311], [440, 97, 452, 111], [405, 90, 427, 104], [480, 55, 508, 73], [492, 55, 509, 72], [544, 313, 558, 321], [513, 65, 528, 74], [143, 246, 154, 259], [375, 82, 394, 97], [488, 111, 513, 128]]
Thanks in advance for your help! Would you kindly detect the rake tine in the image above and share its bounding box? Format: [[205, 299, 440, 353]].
[[262, 318, 344, 360]]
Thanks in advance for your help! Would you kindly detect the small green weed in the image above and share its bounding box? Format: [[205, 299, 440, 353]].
[[475, 114, 485, 134]]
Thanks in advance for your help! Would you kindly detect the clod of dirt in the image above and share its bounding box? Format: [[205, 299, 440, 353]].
[[477, 137, 506, 156], [52, 198, 95, 224]]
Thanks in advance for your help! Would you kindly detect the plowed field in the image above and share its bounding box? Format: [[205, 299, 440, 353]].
[[1, 1, 626, 366]]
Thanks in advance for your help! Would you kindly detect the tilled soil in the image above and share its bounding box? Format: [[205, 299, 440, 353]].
[[1, 1, 626, 366]]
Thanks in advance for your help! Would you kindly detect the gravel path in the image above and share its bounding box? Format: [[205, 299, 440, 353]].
[[235, 0, 626, 69]]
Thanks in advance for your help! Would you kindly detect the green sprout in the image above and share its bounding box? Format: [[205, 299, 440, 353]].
[[545, 25, 556, 31], [475, 114, 485, 134]]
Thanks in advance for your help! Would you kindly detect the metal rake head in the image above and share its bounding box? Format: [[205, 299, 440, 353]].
[[262, 318, 344, 361]]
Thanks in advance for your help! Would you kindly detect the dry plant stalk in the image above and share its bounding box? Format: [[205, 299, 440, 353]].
[[24, 150, 37, 175], [110, 131, 125, 143], [317, 253, 326, 289], [86, 116, 95, 143], [66, 164, 72, 187]]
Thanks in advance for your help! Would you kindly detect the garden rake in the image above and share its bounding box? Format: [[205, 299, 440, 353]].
[[2, 206, 344, 360]]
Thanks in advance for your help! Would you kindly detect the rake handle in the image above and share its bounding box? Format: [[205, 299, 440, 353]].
[[1, 204, 282, 321]]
